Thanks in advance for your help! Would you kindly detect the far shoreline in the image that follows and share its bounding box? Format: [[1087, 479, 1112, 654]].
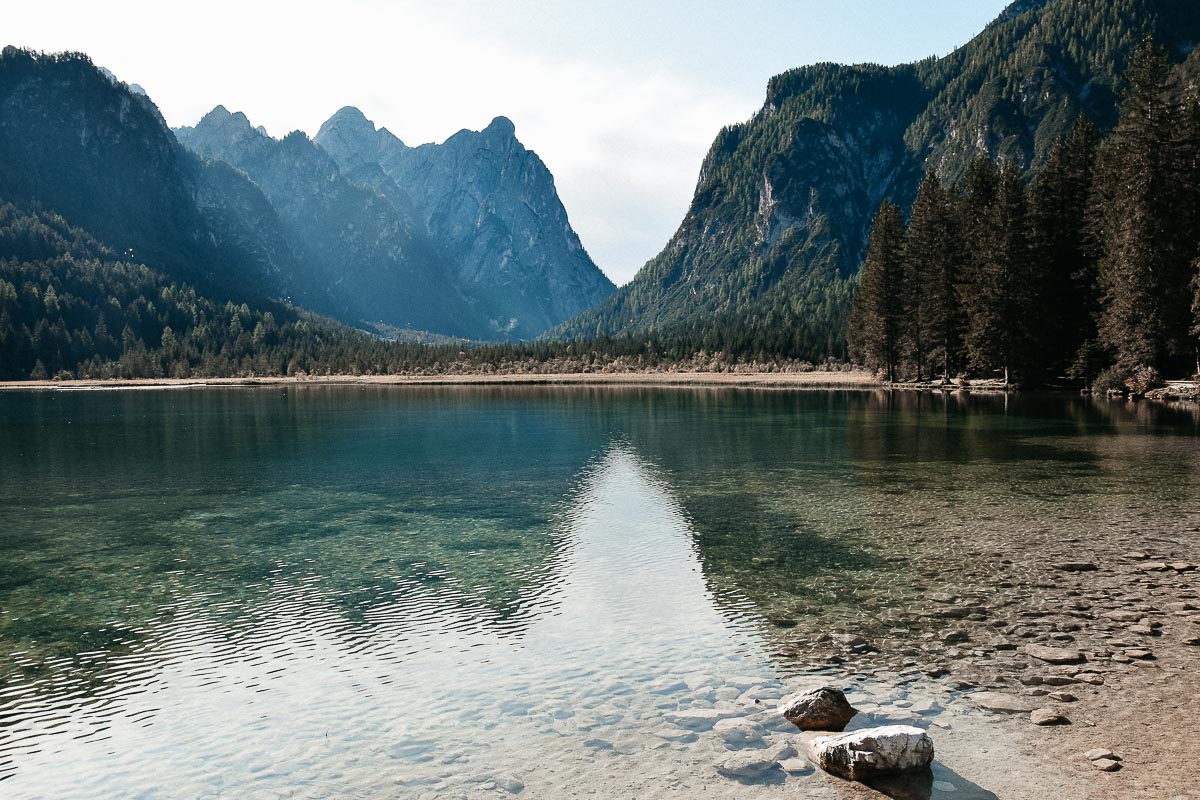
[[0, 371, 880, 392], [2, 372, 1195, 401]]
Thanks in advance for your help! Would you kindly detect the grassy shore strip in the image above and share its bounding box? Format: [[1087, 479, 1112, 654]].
[[0, 371, 880, 391]]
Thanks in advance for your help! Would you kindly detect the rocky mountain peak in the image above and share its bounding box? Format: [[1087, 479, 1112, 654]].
[[483, 115, 516, 139], [192, 105, 260, 145], [315, 106, 406, 170]]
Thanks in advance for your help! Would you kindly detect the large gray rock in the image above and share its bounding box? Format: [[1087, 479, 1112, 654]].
[[779, 686, 859, 731], [811, 725, 934, 780]]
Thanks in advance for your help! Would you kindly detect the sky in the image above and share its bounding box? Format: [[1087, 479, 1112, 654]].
[[8, 0, 1011, 284]]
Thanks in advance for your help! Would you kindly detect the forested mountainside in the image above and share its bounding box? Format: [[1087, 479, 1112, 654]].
[[850, 41, 1200, 389], [553, 0, 1200, 362], [0, 47, 292, 304], [0, 201, 397, 380]]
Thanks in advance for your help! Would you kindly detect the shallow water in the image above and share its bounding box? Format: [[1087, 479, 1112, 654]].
[[1, 387, 1198, 798]]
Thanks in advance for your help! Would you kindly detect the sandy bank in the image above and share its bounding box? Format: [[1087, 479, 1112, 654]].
[[0, 371, 878, 391]]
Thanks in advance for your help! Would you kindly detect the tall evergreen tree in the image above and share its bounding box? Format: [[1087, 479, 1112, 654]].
[[958, 157, 1000, 244], [848, 202, 907, 381], [962, 162, 1035, 384], [1031, 116, 1099, 378], [1192, 260, 1200, 377], [1095, 39, 1191, 376], [906, 171, 965, 381]]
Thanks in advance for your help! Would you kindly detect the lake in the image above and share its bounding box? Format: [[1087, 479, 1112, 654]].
[[1, 386, 1198, 799]]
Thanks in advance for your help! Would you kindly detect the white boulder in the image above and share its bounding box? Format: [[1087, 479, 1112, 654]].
[[812, 725, 934, 780]]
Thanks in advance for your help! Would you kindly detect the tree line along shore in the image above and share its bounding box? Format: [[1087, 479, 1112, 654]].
[[848, 40, 1200, 397]]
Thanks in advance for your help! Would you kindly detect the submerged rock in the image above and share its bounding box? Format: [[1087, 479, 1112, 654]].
[[494, 774, 524, 793], [664, 707, 740, 730], [715, 742, 797, 779], [713, 717, 766, 748], [811, 725, 934, 781], [968, 692, 1038, 713], [779, 686, 858, 731]]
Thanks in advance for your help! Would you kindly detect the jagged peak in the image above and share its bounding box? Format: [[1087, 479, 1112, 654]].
[[484, 115, 516, 139], [317, 105, 407, 151], [196, 105, 256, 135], [328, 105, 371, 126]]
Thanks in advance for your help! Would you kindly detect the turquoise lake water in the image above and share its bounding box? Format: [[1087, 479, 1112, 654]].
[[0, 386, 1197, 798]]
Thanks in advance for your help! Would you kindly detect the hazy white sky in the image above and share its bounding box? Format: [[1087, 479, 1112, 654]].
[[9, 0, 1009, 284]]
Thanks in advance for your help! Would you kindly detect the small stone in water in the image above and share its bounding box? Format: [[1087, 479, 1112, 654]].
[[1031, 708, 1070, 726], [777, 757, 813, 774], [713, 718, 766, 748], [1084, 748, 1119, 761], [779, 686, 859, 732], [969, 692, 1037, 713], [1025, 645, 1085, 664], [495, 774, 524, 794], [715, 743, 796, 779], [1041, 675, 1078, 686]]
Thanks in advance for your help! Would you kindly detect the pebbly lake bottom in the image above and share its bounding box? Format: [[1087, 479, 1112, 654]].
[[0, 386, 1198, 799]]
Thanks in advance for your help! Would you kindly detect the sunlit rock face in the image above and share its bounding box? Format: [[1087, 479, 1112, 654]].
[[177, 106, 488, 338], [315, 107, 615, 339]]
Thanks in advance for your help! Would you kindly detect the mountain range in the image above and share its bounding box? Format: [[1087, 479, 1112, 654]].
[[0, 47, 612, 344], [4, 0, 1200, 378], [175, 105, 612, 340]]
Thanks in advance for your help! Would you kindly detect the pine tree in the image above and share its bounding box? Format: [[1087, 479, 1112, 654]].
[[962, 162, 1035, 384], [958, 157, 1000, 244], [1192, 260, 1200, 378], [906, 171, 965, 381], [1095, 39, 1189, 376], [848, 202, 907, 381], [1030, 116, 1099, 378]]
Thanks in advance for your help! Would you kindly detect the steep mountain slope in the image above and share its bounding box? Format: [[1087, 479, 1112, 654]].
[[0, 47, 292, 302], [315, 107, 614, 337], [554, 0, 1200, 357], [176, 107, 494, 338]]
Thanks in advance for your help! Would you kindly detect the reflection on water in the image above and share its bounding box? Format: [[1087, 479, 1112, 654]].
[[1, 387, 1198, 797]]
